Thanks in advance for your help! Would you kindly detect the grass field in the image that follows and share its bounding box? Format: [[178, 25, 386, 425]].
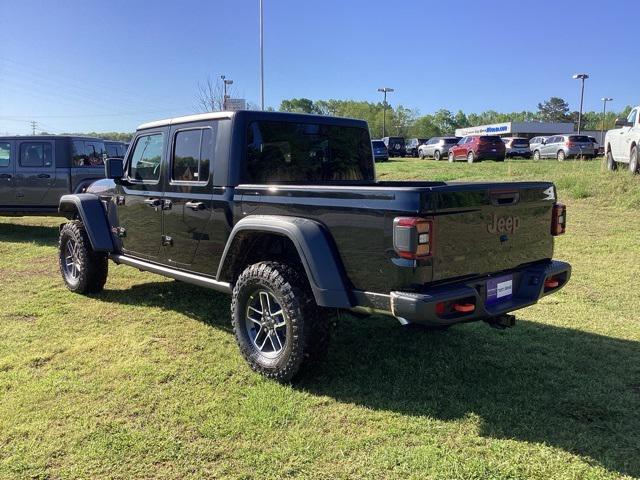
[[1, 159, 639, 479]]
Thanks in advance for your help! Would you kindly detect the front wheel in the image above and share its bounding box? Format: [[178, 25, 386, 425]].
[[58, 221, 108, 294], [418, 150, 425, 160], [448, 152, 455, 163], [606, 150, 617, 171], [557, 150, 566, 161], [629, 146, 639, 175], [533, 150, 541, 160], [434, 150, 441, 161], [467, 151, 475, 163], [231, 261, 329, 382]]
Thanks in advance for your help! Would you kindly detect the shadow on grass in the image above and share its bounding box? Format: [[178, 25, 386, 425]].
[[0, 221, 59, 246], [97, 280, 639, 477]]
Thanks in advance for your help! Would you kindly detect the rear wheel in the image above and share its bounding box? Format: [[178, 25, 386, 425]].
[[533, 150, 540, 160], [467, 151, 475, 163], [557, 150, 566, 161], [58, 221, 108, 294], [606, 150, 617, 171], [630, 145, 639, 175], [434, 150, 441, 161], [231, 261, 329, 382]]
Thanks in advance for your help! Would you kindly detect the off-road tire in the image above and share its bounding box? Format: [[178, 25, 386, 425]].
[[606, 150, 617, 171], [434, 150, 441, 161], [58, 220, 108, 294], [231, 261, 329, 382], [629, 145, 639, 175]]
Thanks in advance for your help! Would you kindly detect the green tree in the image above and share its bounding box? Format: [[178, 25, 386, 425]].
[[278, 98, 319, 114], [537, 97, 571, 122]]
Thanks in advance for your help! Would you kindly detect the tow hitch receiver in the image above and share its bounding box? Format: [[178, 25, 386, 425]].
[[485, 314, 516, 329]]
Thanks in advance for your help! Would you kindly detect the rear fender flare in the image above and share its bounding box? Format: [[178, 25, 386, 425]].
[[58, 194, 114, 252], [217, 215, 352, 308]]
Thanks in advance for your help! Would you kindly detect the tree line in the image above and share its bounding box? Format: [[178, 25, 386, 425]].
[[278, 97, 633, 139]]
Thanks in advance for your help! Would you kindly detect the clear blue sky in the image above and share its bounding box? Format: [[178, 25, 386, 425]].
[[1, 0, 638, 135]]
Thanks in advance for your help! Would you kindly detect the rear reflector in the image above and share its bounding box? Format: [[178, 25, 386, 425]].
[[551, 203, 566, 236], [453, 303, 475, 313], [393, 217, 433, 259], [544, 278, 560, 289]]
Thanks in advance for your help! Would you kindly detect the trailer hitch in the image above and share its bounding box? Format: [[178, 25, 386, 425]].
[[485, 314, 516, 329]]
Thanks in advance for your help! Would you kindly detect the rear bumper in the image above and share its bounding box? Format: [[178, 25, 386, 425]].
[[506, 151, 532, 158], [352, 260, 571, 326]]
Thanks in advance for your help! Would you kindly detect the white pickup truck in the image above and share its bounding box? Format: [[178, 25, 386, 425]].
[[605, 106, 640, 174]]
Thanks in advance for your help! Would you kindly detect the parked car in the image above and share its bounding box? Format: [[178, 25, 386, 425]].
[[502, 137, 531, 158], [532, 134, 595, 161], [529, 136, 549, 155], [418, 137, 460, 161], [105, 141, 128, 159], [0, 135, 107, 215], [371, 139, 389, 162], [448, 135, 506, 163], [605, 106, 640, 173], [587, 136, 603, 157], [382, 136, 406, 157], [405, 138, 428, 157], [57, 110, 570, 382]]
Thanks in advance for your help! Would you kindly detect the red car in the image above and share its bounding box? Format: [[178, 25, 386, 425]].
[[448, 135, 506, 163]]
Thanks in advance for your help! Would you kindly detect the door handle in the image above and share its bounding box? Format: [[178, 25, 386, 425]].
[[0, 173, 11, 179], [185, 201, 204, 211], [37, 173, 51, 179], [144, 198, 162, 207]]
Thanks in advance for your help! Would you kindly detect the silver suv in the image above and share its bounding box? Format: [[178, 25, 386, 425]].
[[533, 134, 595, 160], [529, 136, 548, 154], [418, 136, 460, 161]]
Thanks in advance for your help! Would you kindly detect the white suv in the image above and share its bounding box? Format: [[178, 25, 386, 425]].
[[605, 106, 640, 174]]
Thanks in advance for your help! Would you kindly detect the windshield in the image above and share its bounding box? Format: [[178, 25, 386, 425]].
[[569, 135, 591, 143], [480, 136, 502, 143], [512, 139, 529, 146], [372, 141, 385, 148], [245, 121, 375, 183]]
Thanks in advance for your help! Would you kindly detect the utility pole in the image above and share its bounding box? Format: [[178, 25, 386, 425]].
[[259, 0, 264, 110], [30, 121, 37, 135], [572, 73, 589, 134], [377, 87, 394, 137], [221, 75, 233, 110], [600, 97, 613, 147]]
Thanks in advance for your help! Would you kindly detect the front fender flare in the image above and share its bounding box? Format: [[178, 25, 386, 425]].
[[59, 194, 114, 252], [217, 215, 352, 308]]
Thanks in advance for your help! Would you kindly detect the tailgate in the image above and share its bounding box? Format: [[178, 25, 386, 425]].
[[429, 183, 556, 281]]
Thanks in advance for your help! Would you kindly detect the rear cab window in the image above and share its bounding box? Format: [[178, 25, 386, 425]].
[[72, 140, 106, 167], [244, 121, 374, 184]]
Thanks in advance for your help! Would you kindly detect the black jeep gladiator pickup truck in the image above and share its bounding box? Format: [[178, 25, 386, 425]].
[[0, 135, 107, 215], [57, 111, 570, 381]]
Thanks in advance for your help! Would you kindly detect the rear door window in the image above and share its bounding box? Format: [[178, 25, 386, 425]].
[[129, 133, 164, 182], [20, 142, 52, 167], [0, 142, 10, 168], [171, 128, 212, 183]]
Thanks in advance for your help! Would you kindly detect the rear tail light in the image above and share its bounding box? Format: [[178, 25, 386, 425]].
[[393, 217, 433, 259], [551, 203, 566, 236], [566, 141, 575, 147]]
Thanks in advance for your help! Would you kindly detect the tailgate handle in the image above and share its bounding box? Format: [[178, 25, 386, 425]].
[[490, 191, 519, 206]]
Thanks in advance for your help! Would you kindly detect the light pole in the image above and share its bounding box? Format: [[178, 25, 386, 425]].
[[377, 87, 394, 137], [221, 75, 233, 110], [259, 0, 264, 110], [572, 73, 589, 134], [600, 97, 613, 146]]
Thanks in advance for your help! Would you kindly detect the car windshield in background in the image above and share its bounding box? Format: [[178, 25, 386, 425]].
[[570, 136, 591, 143], [444, 138, 458, 144], [245, 121, 375, 183], [480, 136, 502, 142], [512, 139, 529, 146], [372, 141, 385, 148]]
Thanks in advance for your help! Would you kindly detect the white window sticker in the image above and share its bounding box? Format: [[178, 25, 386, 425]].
[[496, 280, 513, 299]]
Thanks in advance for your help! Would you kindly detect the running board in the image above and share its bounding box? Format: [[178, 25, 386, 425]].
[[110, 254, 232, 294]]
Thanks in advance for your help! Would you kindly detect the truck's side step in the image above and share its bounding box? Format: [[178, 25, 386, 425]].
[[110, 254, 232, 294]]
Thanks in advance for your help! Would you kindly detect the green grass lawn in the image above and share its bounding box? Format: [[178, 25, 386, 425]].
[[1, 159, 639, 479]]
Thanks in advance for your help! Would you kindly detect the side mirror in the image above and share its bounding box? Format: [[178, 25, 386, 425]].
[[614, 117, 633, 128], [105, 157, 124, 181]]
